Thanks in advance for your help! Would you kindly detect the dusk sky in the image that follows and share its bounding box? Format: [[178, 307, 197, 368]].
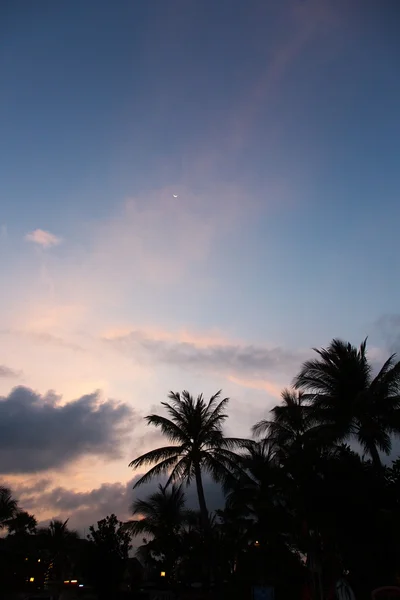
[[1, 0, 400, 530]]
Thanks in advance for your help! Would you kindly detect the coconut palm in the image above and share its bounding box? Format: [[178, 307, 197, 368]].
[[7, 510, 37, 535], [0, 486, 19, 530], [293, 338, 400, 466], [126, 484, 188, 575], [252, 389, 321, 460], [38, 519, 79, 585], [129, 390, 248, 528], [225, 440, 290, 538], [126, 483, 188, 538]]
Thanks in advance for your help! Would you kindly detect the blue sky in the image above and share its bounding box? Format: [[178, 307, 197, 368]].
[[1, 0, 400, 528]]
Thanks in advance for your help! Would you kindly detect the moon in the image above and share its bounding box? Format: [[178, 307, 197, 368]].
[[173, 194, 178, 198]]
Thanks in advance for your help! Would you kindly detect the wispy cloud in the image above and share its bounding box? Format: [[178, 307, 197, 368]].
[[227, 0, 340, 153], [0, 364, 21, 378], [376, 314, 400, 355], [25, 229, 62, 248], [103, 327, 304, 378]]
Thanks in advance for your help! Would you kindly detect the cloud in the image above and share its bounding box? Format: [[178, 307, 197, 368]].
[[25, 229, 62, 248], [82, 185, 246, 289], [376, 314, 400, 356], [103, 328, 303, 378], [0, 364, 21, 379], [227, 0, 340, 153], [0, 386, 135, 474], [23, 331, 85, 353], [14, 474, 224, 534]]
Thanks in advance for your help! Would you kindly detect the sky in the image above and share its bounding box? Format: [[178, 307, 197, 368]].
[[1, 0, 400, 531]]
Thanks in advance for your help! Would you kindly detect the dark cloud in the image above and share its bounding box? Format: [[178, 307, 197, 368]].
[[0, 365, 21, 378], [0, 386, 135, 474], [17, 475, 224, 536], [104, 330, 303, 377]]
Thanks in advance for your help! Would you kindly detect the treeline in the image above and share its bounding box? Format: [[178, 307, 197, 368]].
[[2, 338, 400, 600], [0, 496, 132, 599]]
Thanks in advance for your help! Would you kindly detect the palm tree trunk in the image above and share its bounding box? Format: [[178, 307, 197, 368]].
[[369, 444, 382, 468], [194, 462, 213, 587], [194, 462, 209, 530]]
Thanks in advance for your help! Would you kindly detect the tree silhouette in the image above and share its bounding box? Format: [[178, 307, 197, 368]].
[[87, 514, 131, 599], [0, 487, 19, 531], [294, 338, 400, 466], [126, 484, 188, 577], [129, 390, 247, 528]]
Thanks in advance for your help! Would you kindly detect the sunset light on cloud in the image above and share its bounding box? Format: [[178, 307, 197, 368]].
[[1, 0, 400, 531], [25, 229, 62, 249]]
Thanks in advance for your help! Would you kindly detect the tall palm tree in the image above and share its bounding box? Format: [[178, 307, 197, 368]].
[[0, 486, 19, 530], [125, 484, 188, 575], [129, 390, 248, 528], [293, 338, 400, 466]]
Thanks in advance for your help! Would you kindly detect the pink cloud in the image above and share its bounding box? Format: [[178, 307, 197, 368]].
[[228, 0, 341, 153], [227, 374, 282, 399], [25, 229, 62, 248]]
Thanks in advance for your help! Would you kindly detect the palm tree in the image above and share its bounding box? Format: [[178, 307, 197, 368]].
[[129, 390, 248, 528], [225, 440, 290, 539], [0, 486, 19, 530], [38, 519, 79, 586], [125, 484, 188, 576], [252, 388, 321, 461], [7, 510, 37, 535], [293, 338, 400, 466]]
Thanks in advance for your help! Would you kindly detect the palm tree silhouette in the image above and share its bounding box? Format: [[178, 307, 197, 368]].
[[126, 484, 188, 575], [0, 486, 18, 531], [293, 338, 400, 466], [129, 390, 247, 528], [253, 388, 320, 461]]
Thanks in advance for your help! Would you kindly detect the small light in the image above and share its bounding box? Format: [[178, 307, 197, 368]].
[[161, 571, 166, 577], [29, 577, 35, 582], [64, 580, 70, 584], [79, 584, 84, 588], [255, 540, 260, 547], [25, 557, 28, 561], [71, 580, 78, 583], [38, 559, 41, 562]]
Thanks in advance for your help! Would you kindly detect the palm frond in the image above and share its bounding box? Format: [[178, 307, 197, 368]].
[[145, 414, 187, 443], [205, 390, 222, 411], [129, 446, 181, 469], [133, 455, 181, 488]]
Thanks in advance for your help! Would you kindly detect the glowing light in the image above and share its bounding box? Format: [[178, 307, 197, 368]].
[[79, 584, 84, 588], [71, 580, 78, 583], [29, 577, 35, 582], [38, 559, 41, 562], [161, 571, 166, 577], [64, 580, 70, 584]]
